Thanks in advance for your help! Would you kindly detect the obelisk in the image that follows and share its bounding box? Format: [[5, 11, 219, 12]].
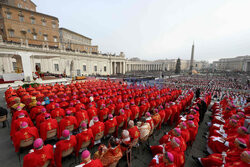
[[189, 42, 195, 75]]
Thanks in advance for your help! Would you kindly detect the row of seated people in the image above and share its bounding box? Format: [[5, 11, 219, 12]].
[[5, 81, 182, 114], [148, 93, 211, 167], [192, 96, 250, 167]]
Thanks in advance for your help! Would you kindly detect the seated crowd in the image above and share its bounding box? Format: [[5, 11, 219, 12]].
[[6, 79, 249, 166], [191, 96, 250, 166], [5, 80, 195, 167]]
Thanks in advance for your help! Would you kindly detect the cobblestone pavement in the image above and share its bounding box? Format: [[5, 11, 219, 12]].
[[0, 88, 211, 167]]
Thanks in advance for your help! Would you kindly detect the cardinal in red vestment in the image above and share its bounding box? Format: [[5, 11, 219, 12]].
[[90, 117, 105, 141], [54, 130, 77, 167], [50, 103, 65, 122], [104, 114, 117, 136], [79, 150, 103, 167], [13, 122, 39, 152], [10, 112, 34, 138], [23, 138, 55, 167], [58, 110, 78, 138], [76, 123, 94, 156], [39, 114, 59, 141]]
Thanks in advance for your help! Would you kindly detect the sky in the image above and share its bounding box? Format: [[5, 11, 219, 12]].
[[33, 0, 250, 62]]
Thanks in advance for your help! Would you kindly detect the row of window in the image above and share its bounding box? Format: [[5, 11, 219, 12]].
[[54, 64, 107, 72], [8, 29, 58, 42], [6, 12, 57, 28]]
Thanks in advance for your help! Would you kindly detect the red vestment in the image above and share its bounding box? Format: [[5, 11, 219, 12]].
[[46, 102, 56, 112], [90, 121, 105, 139], [87, 107, 98, 121], [55, 135, 77, 167], [130, 105, 140, 120], [12, 110, 29, 122], [76, 129, 94, 156], [58, 116, 78, 138], [23, 144, 55, 167], [35, 113, 47, 129], [10, 117, 34, 138], [30, 106, 45, 120], [104, 118, 117, 136], [152, 113, 161, 129], [80, 159, 103, 167], [13, 127, 39, 152], [66, 107, 76, 115], [75, 110, 89, 126], [40, 118, 59, 141], [98, 108, 109, 122], [164, 107, 172, 123], [59, 101, 69, 109], [139, 104, 148, 118], [51, 108, 65, 119], [201, 147, 243, 167], [116, 113, 127, 129], [128, 126, 140, 140]]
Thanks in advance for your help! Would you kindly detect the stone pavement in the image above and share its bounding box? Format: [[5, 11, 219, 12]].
[[0, 88, 211, 167]]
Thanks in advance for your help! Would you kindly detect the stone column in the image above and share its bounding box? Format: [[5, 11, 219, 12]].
[[110, 61, 113, 75], [114, 62, 116, 74], [123, 62, 125, 74]]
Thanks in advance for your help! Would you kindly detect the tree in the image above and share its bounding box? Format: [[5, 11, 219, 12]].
[[175, 58, 181, 74]]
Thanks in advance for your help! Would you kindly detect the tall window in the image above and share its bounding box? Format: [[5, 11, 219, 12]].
[[104, 66, 107, 72], [53, 36, 57, 42], [77, 69, 81, 76], [33, 34, 37, 40], [42, 20, 46, 26], [12, 62, 17, 71], [31, 18, 35, 24], [52, 23, 56, 28], [19, 16, 24, 22], [8, 30, 14, 37], [83, 65, 86, 71], [54, 64, 59, 71], [6, 13, 11, 19], [43, 35, 48, 41], [94, 66, 97, 72]]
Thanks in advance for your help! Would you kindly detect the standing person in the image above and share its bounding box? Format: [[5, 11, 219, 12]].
[[0, 106, 8, 128], [195, 88, 200, 99]]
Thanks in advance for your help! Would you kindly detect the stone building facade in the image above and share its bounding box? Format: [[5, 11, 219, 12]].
[[0, 0, 36, 11], [213, 56, 250, 72], [0, 1, 59, 47], [126, 58, 209, 72], [59, 28, 98, 53]]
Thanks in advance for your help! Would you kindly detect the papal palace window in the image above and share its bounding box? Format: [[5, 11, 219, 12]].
[[42, 20, 46, 26], [53, 36, 57, 42], [54, 64, 59, 71], [52, 23, 56, 28], [8, 30, 14, 37], [31, 18, 35, 24], [12, 62, 17, 71], [83, 65, 86, 71], [104, 66, 107, 72], [6, 13, 11, 19], [94, 66, 97, 72], [19, 15, 24, 22], [43, 35, 48, 41]]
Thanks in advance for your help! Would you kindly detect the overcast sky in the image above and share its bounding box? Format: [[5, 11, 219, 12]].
[[34, 0, 250, 62]]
